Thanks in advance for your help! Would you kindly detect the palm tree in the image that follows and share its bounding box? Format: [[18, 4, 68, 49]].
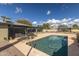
[[1, 16, 11, 23]]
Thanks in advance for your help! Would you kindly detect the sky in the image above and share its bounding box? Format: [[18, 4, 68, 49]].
[[0, 3, 79, 25]]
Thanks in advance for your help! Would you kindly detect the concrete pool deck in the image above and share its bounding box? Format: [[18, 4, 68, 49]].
[[0, 41, 24, 56], [9, 32, 79, 56]]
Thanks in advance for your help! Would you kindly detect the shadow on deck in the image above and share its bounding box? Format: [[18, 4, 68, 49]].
[[0, 37, 26, 56], [68, 37, 79, 56]]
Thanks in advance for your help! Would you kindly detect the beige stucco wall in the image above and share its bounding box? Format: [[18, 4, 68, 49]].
[[0, 25, 8, 42], [43, 29, 57, 32]]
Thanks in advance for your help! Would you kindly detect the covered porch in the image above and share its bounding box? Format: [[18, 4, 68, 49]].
[[8, 24, 28, 40], [8, 24, 38, 40]]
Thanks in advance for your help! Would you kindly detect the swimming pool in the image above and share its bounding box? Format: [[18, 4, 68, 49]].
[[26, 35, 68, 56]]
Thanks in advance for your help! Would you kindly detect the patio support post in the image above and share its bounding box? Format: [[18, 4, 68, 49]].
[[25, 27, 27, 36], [36, 28, 37, 33]]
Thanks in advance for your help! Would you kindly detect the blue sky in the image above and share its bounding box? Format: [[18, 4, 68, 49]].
[[0, 3, 79, 25]]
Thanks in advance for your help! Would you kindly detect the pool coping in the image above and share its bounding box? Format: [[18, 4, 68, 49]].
[[26, 35, 68, 56]]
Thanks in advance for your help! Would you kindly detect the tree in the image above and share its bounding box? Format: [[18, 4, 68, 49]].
[[37, 25, 43, 32], [72, 24, 79, 29], [58, 25, 69, 32], [42, 23, 50, 29], [16, 18, 32, 26]]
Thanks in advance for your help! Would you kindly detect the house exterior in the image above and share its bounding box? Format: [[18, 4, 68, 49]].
[[0, 22, 33, 42], [0, 22, 8, 42]]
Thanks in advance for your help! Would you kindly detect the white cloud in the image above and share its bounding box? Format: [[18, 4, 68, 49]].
[[68, 19, 79, 25], [32, 21, 38, 26], [15, 7, 22, 14], [46, 19, 53, 23], [46, 19, 60, 24], [47, 10, 51, 15], [52, 19, 60, 23], [72, 19, 79, 26], [61, 18, 71, 22], [32, 21, 37, 24], [42, 18, 79, 28], [61, 18, 72, 25], [23, 18, 79, 27], [73, 19, 79, 22], [46, 18, 73, 26]]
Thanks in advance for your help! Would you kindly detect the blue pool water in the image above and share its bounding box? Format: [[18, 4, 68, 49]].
[[27, 35, 68, 56]]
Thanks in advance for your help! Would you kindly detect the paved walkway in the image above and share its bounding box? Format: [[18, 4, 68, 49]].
[[68, 43, 79, 56], [0, 41, 24, 56]]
